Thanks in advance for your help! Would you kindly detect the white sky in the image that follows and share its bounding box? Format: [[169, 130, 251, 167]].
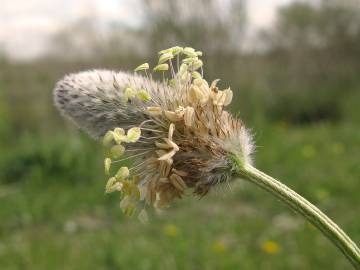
[[0, 0, 294, 60]]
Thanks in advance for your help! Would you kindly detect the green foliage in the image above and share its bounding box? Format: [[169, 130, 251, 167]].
[[259, 0, 360, 123], [0, 134, 102, 185]]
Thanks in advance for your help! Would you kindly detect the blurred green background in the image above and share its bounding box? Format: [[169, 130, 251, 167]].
[[1, 0, 359, 269]]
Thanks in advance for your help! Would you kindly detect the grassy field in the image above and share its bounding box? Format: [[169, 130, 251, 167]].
[[1, 120, 359, 269], [2, 1, 360, 267]]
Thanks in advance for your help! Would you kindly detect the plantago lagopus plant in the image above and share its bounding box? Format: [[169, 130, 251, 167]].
[[54, 46, 360, 268]]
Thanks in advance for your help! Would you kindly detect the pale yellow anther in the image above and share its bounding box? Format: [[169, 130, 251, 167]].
[[110, 145, 125, 159], [105, 177, 123, 193], [182, 57, 198, 65], [153, 63, 169, 72], [113, 128, 127, 144], [192, 59, 203, 70], [183, 47, 197, 57], [103, 130, 114, 147], [104, 158, 111, 175], [114, 127, 125, 135], [137, 89, 151, 102], [127, 127, 141, 142], [178, 63, 188, 74], [159, 52, 174, 64], [124, 87, 136, 101], [191, 71, 202, 79], [115, 166, 130, 180], [171, 46, 183, 55], [134, 63, 149, 72], [158, 48, 173, 55]]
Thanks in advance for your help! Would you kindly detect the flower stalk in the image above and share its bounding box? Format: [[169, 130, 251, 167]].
[[232, 158, 360, 269]]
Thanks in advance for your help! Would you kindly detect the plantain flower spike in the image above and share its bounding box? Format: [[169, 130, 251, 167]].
[[54, 47, 360, 267]]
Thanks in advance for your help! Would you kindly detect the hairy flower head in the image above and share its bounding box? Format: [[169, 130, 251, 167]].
[[54, 46, 254, 220]]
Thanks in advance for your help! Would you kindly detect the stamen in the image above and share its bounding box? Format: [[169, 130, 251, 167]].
[[129, 160, 147, 171], [111, 150, 151, 163], [140, 127, 163, 133]]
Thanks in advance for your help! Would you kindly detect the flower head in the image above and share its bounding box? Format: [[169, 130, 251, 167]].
[[54, 46, 254, 219]]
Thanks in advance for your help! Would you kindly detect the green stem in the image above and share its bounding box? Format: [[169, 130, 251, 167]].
[[235, 162, 360, 269]]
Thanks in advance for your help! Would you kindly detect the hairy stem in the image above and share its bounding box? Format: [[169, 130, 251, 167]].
[[235, 162, 360, 269]]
